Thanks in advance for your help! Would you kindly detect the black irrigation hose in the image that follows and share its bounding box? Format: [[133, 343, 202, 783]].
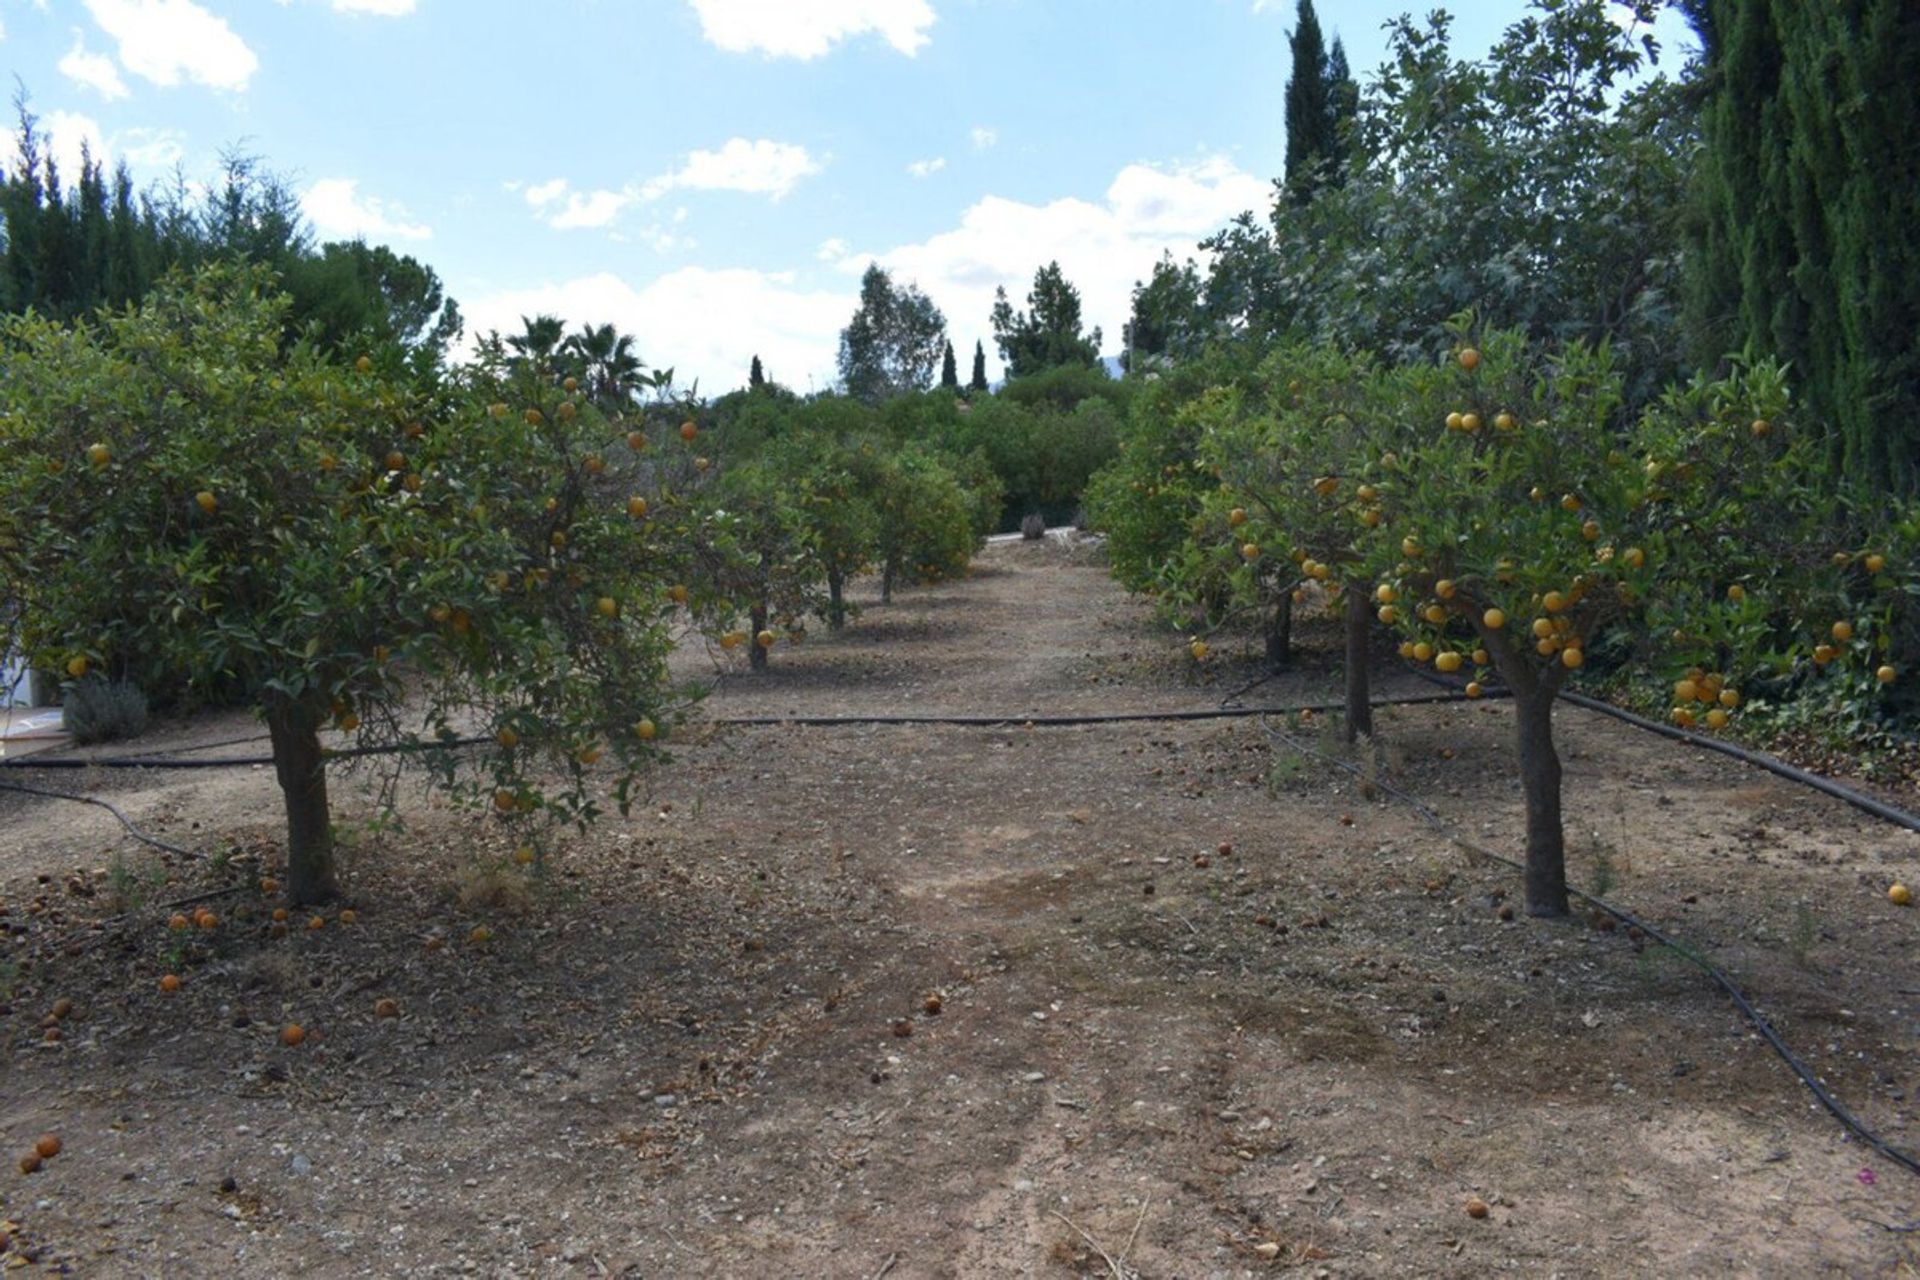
[[1556, 690, 1920, 836], [0, 778, 203, 861], [1257, 714, 1920, 1184], [3, 734, 494, 772], [0, 698, 1490, 768], [1401, 664, 1920, 836]]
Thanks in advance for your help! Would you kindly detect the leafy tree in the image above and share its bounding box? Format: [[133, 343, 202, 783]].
[[693, 459, 821, 671], [0, 266, 686, 903], [969, 340, 989, 393], [1686, 0, 1920, 492], [940, 339, 959, 390], [990, 262, 1104, 378], [1123, 253, 1206, 370], [282, 240, 462, 360], [1356, 327, 1819, 916], [1206, 2, 1692, 405], [837, 263, 948, 404], [869, 445, 981, 603]]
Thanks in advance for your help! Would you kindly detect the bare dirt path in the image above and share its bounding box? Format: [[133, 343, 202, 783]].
[[2, 540, 1920, 1276]]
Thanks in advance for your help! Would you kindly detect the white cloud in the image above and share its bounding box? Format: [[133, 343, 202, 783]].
[[4, 110, 109, 181], [857, 155, 1270, 376], [301, 178, 432, 242], [906, 156, 946, 179], [643, 138, 823, 202], [117, 125, 185, 169], [521, 177, 636, 229], [59, 35, 128, 100], [970, 126, 997, 151], [464, 154, 1267, 396], [464, 268, 851, 395], [328, 0, 416, 12], [686, 0, 935, 59], [83, 0, 257, 92]]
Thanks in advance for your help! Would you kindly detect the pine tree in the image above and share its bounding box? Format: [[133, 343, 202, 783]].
[[940, 339, 958, 389], [990, 262, 1103, 379], [969, 340, 989, 393], [750, 354, 765, 389]]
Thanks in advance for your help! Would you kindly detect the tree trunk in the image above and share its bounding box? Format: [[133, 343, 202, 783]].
[[265, 699, 338, 905], [1264, 592, 1293, 671], [749, 602, 769, 672], [827, 569, 847, 631], [881, 558, 896, 605], [1344, 587, 1372, 743], [1514, 686, 1570, 918]]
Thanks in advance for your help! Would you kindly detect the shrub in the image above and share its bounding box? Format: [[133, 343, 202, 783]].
[[64, 678, 149, 745], [1021, 514, 1047, 541]]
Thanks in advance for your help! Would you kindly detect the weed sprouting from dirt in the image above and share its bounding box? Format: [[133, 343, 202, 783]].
[[456, 865, 535, 915]]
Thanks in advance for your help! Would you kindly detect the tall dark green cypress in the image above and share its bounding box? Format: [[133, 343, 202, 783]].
[[1690, 0, 1920, 491], [969, 340, 989, 393], [749, 354, 765, 389], [1282, 2, 1355, 203], [939, 339, 959, 389]]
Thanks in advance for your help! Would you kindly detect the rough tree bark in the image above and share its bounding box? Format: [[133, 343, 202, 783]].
[[1265, 592, 1293, 671], [827, 569, 847, 631], [1344, 586, 1372, 743], [1469, 608, 1572, 918], [749, 602, 769, 672], [265, 697, 338, 905], [1513, 683, 1569, 917]]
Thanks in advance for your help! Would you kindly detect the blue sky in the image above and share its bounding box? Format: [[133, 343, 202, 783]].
[[0, 0, 1694, 393]]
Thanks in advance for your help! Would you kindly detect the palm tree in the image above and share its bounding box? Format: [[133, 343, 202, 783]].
[[565, 322, 647, 413], [506, 314, 567, 376]]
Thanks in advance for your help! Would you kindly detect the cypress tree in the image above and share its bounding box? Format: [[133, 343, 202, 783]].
[[1689, 0, 1920, 491], [969, 340, 989, 393], [1283, 0, 1332, 202], [940, 339, 958, 389], [749, 354, 765, 389], [1325, 37, 1358, 185]]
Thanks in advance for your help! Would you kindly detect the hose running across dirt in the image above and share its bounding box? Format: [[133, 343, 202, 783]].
[[0, 778, 202, 861], [12, 673, 1920, 1193], [1256, 712, 1920, 1187]]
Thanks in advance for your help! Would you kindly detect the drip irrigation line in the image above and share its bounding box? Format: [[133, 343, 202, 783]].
[[1216, 670, 1282, 709], [0, 779, 203, 861], [1400, 664, 1920, 837], [681, 692, 1482, 730], [3, 734, 493, 772], [0, 697, 1489, 770], [1257, 714, 1920, 1183]]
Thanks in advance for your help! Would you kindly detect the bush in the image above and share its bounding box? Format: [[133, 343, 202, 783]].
[[64, 679, 149, 745], [1021, 514, 1047, 540]]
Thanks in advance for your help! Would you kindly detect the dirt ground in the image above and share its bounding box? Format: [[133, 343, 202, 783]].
[[4, 537, 1920, 1277]]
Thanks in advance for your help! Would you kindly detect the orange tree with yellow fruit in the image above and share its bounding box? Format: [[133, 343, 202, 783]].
[[1193, 344, 1419, 737], [1350, 323, 1862, 917], [0, 266, 693, 904]]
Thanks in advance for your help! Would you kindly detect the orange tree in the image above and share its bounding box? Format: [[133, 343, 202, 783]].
[[1354, 324, 1824, 916], [1195, 345, 1410, 731], [688, 456, 822, 672], [0, 266, 690, 903], [867, 443, 982, 603]]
